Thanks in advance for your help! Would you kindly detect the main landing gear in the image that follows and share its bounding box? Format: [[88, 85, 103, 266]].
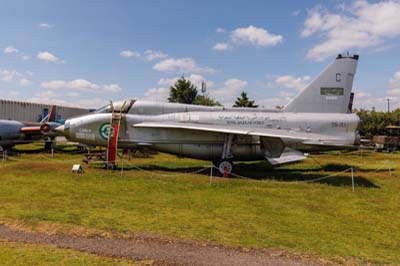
[[213, 160, 233, 176], [214, 134, 235, 176]]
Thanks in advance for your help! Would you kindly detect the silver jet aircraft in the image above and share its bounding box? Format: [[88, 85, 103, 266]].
[[0, 106, 60, 150], [57, 54, 360, 173]]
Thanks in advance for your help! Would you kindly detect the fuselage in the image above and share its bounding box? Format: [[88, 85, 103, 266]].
[[0, 120, 38, 148], [62, 110, 359, 161]]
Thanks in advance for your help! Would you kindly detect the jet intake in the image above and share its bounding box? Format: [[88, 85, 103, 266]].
[[260, 136, 285, 158]]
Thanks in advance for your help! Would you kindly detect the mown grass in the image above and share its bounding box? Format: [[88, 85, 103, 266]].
[[0, 148, 399, 265], [0, 240, 149, 266]]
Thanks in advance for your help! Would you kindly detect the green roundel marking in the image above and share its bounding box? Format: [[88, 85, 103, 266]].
[[99, 123, 114, 140]]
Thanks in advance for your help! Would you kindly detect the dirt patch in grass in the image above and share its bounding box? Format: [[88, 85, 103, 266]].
[[0, 225, 366, 266]]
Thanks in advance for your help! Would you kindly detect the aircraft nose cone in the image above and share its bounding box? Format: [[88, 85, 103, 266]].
[[55, 125, 64, 133], [56, 124, 71, 138]]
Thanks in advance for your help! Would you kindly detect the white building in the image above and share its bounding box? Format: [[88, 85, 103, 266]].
[[0, 99, 90, 122]]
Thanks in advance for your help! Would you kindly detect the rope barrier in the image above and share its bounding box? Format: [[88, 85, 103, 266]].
[[2, 151, 395, 192], [296, 168, 353, 183], [125, 164, 212, 177]]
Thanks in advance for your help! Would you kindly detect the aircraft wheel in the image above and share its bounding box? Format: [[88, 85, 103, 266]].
[[218, 160, 233, 175]]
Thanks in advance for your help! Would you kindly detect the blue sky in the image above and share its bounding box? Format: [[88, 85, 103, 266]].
[[1, 0, 400, 110]]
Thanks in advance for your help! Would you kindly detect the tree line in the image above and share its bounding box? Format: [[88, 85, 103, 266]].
[[355, 108, 400, 137], [168, 77, 400, 137], [168, 77, 258, 108]]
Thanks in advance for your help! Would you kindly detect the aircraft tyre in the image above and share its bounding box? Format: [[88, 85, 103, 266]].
[[218, 160, 233, 175]]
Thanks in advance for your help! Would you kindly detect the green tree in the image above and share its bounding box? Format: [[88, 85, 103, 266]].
[[194, 95, 222, 106], [355, 108, 400, 137], [233, 91, 258, 108], [168, 77, 198, 104]]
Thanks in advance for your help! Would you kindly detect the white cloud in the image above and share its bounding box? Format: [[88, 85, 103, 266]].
[[39, 23, 54, 29], [66, 92, 81, 97], [19, 78, 32, 87], [40, 79, 122, 93], [4, 46, 31, 60], [216, 27, 226, 33], [302, 1, 400, 61], [257, 97, 287, 109], [8, 90, 20, 96], [102, 84, 123, 92], [153, 58, 216, 74], [141, 87, 170, 102], [354, 90, 371, 99], [212, 43, 232, 51], [279, 91, 296, 98], [158, 74, 214, 89], [143, 74, 214, 102], [273, 75, 311, 91], [352, 91, 390, 110], [144, 50, 168, 61], [27, 97, 71, 107], [388, 71, 400, 91], [120, 50, 141, 58], [26, 95, 107, 108], [36, 90, 56, 98], [386, 71, 400, 100], [37, 51, 63, 63], [230, 25, 283, 47], [1, 70, 21, 82], [75, 98, 109, 108], [209, 78, 248, 105], [4, 46, 18, 54], [351, 71, 400, 110], [212, 25, 283, 51]]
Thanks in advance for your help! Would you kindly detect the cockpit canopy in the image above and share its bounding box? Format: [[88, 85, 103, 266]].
[[94, 99, 135, 114]]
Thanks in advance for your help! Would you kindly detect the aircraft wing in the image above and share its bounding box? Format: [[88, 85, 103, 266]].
[[133, 121, 346, 145]]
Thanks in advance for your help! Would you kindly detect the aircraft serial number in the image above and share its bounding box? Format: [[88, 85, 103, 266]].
[[331, 122, 346, 128]]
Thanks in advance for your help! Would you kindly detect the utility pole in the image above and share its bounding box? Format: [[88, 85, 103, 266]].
[[201, 80, 206, 95], [387, 98, 390, 113]]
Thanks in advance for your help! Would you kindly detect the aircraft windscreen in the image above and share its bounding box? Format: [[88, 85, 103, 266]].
[[93, 100, 135, 113], [94, 104, 112, 113]]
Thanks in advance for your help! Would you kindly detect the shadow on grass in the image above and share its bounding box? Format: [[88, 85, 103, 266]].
[[117, 161, 380, 188], [230, 162, 380, 188]]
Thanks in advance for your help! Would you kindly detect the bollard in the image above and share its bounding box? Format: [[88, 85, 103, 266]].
[[351, 167, 355, 192]]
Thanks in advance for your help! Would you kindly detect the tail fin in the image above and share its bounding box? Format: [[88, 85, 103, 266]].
[[40, 105, 57, 123], [284, 54, 358, 113]]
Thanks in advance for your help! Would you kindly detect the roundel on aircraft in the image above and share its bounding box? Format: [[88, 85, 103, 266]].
[[99, 123, 114, 140]]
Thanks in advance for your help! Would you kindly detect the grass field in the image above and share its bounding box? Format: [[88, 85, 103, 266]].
[[0, 240, 147, 266], [0, 145, 399, 265]]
